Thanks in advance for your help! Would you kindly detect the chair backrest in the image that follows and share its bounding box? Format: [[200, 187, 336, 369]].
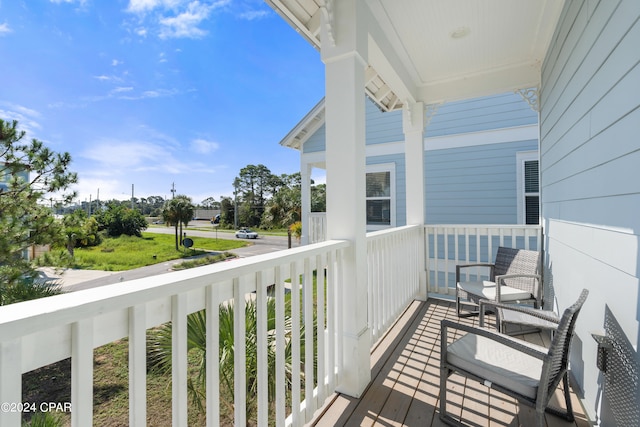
[[539, 289, 589, 401], [494, 246, 541, 295]]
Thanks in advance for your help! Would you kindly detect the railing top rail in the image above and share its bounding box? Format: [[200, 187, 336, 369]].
[[366, 224, 423, 240], [0, 239, 350, 341], [425, 224, 541, 230]]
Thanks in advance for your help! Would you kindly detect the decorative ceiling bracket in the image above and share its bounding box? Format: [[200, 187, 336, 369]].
[[318, 0, 336, 47], [515, 87, 540, 112], [424, 102, 442, 127], [403, 102, 414, 126]]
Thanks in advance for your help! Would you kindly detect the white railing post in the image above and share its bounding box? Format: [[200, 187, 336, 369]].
[[233, 278, 247, 427], [129, 305, 146, 427], [0, 339, 21, 427], [72, 319, 94, 427], [205, 285, 220, 427], [171, 294, 188, 427]]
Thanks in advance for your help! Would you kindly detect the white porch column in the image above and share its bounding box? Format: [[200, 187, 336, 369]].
[[300, 161, 312, 245], [403, 101, 428, 300], [321, 0, 371, 397]]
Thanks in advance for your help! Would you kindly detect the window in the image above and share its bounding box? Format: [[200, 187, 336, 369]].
[[366, 164, 395, 229], [517, 151, 539, 225]]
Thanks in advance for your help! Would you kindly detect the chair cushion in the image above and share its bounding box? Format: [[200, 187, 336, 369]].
[[458, 280, 532, 302], [446, 333, 546, 398]]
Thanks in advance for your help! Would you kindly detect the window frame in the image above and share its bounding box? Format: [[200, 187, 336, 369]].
[[516, 150, 540, 225], [366, 163, 396, 231]]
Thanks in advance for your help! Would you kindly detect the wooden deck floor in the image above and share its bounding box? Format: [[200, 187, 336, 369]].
[[309, 299, 593, 427]]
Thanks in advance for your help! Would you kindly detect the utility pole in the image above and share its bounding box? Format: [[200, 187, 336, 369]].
[[171, 182, 176, 199], [131, 184, 135, 210], [233, 179, 239, 229]]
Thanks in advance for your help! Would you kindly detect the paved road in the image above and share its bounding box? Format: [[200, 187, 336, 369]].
[[146, 222, 299, 257], [45, 224, 299, 291]]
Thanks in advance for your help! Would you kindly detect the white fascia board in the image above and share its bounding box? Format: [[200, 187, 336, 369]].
[[419, 62, 541, 105], [265, 0, 320, 49], [366, 0, 419, 102], [278, 98, 326, 150]]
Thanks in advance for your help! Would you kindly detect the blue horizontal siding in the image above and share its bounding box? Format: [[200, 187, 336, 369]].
[[425, 139, 538, 224], [427, 92, 537, 137], [303, 92, 536, 153], [365, 99, 404, 145]]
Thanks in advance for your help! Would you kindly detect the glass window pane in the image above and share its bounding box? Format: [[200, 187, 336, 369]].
[[525, 195, 539, 225], [366, 172, 390, 197], [367, 200, 391, 225]]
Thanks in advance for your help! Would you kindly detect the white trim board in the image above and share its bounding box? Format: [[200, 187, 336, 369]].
[[300, 124, 539, 165], [425, 124, 538, 151]]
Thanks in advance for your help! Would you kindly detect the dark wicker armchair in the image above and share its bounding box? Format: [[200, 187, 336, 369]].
[[456, 246, 541, 317], [440, 289, 588, 427]]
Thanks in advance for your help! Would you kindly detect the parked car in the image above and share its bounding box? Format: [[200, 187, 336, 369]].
[[235, 228, 258, 239]]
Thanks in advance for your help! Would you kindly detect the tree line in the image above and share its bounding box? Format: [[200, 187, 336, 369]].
[[219, 164, 326, 230], [0, 119, 326, 304]]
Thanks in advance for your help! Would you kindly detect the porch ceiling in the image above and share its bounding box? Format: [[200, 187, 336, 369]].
[[266, 0, 564, 108]]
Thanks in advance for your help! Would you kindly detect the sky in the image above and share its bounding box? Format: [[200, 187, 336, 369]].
[[0, 0, 325, 205]]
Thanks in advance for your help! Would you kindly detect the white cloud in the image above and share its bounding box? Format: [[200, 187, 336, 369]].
[[238, 10, 269, 21], [158, 2, 212, 39], [82, 141, 161, 168], [111, 86, 134, 93], [126, 0, 234, 39], [127, 0, 182, 14], [191, 138, 219, 154], [49, 0, 86, 4], [0, 103, 42, 143], [94, 75, 112, 81], [0, 22, 12, 35], [112, 59, 123, 66]]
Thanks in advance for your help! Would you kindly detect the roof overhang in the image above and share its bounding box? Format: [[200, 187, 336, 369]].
[[278, 97, 325, 150], [266, 0, 564, 109]]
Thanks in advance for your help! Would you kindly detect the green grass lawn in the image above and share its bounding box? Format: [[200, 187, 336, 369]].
[[67, 232, 247, 271]]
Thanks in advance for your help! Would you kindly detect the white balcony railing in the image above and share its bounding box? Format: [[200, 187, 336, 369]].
[[367, 225, 424, 345], [308, 213, 326, 244], [0, 225, 427, 427], [425, 224, 542, 297], [0, 240, 350, 427]]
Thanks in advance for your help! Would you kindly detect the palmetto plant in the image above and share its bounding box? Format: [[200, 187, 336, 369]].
[[0, 278, 62, 306], [161, 195, 194, 250], [147, 295, 311, 423]]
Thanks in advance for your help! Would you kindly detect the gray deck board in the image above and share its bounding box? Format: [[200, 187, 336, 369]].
[[310, 299, 591, 427]]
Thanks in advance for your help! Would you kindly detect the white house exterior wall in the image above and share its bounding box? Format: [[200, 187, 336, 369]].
[[540, 0, 640, 424]]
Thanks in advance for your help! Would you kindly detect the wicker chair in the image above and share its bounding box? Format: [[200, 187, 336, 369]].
[[440, 289, 588, 427], [456, 246, 541, 317], [479, 299, 560, 336]]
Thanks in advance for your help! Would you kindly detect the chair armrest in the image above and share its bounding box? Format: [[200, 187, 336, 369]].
[[456, 263, 495, 282], [479, 300, 560, 326], [441, 319, 547, 360], [494, 273, 541, 302], [494, 273, 541, 285]]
